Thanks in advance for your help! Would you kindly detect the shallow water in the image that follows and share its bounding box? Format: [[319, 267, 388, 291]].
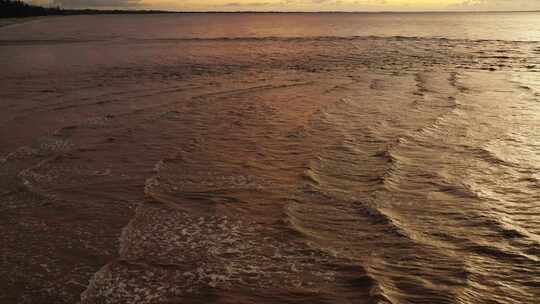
[[0, 13, 539, 304]]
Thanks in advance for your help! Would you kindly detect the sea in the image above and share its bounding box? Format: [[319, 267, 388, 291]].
[[0, 12, 539, 304]]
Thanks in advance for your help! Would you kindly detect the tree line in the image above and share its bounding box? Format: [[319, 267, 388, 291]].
[[0, 0, 63, 17], [0, 0, 176, 18]]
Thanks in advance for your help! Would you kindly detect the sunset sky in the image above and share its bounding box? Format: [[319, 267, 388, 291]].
[[28, 0, 540, 11]]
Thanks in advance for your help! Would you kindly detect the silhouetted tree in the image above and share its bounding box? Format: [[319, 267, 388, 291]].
[[0, 0, 180, 18], [0, 0, 63, 17]]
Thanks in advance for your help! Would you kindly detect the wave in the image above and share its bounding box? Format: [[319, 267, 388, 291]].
[[2, 34, 539, 46]]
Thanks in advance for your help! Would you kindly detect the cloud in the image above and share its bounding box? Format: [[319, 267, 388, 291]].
[[30, 0, 143, 8], [448, 0, 540, 11], [25, 0, 540, 11]]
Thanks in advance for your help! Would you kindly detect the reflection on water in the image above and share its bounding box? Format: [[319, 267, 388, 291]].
[[0, 14, 539, 304], [1, 12, 540, 41]]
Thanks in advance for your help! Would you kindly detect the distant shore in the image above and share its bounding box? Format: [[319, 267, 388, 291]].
[[1, 0, 539, 19], [0, 0, 178, 18], [2, 10, 540, 17]]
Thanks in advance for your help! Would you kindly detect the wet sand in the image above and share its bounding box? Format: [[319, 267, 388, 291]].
[[1, 14, 539, 304]]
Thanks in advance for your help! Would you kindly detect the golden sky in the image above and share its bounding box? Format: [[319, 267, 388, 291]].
[[32, 0, 540, 11]]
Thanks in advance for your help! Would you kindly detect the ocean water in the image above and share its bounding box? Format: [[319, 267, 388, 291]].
[[2, 12, 540, 41], [0, 13, 539, 304]]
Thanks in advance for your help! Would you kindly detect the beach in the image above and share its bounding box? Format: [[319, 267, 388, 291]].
[[1, 13, 539, 304]]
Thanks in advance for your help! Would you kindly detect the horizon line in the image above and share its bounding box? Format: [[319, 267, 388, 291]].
[[48, 9, 540, 14]]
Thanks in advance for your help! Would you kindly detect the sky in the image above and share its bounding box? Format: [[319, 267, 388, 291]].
[[27, 0, 540, 12]]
